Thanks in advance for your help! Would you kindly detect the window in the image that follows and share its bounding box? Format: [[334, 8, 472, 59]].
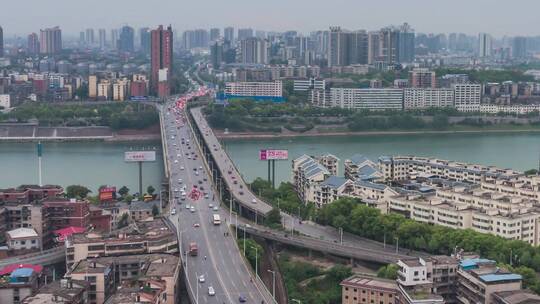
[[20, 241, 26, 245]]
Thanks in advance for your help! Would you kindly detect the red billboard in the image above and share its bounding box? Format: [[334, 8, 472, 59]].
[[99, 187, 116, 202], [259, 149, 289, 160]]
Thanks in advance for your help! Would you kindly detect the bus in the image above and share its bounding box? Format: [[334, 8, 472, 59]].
[[189, 242, 198, 256], [212, 214, 221, 225]]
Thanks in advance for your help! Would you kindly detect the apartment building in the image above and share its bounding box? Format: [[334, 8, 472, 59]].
[[453, 83, 481, 112], [344, 154, 382, 181], [67, 259, 115, 304], [0, 267, 42, 304], [313, 176, 353, 208], [224, 80, 283, 101], [404, 88, 454, 109], [341, 275, 400, 304], [65, 218, 178, 269], [315, 154, 340, 176], [293, 78, 325, 91], [292, 155, 331, 203], [43, 198, 90, 231], [3, 203, 48, 249], [22, 279, 89, 304], [456, 258, 522, 304], [329, 88, 403, 111], [492, 290, 540, 304], [0, 185, 63, 204], [409, 68, 436, 88], [397, 258, 444, 304], [378, 155, 521, 183]]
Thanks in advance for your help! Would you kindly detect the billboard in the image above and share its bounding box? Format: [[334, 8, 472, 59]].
[[259, 149, 289, 160], [99, 187, 116, 202], [125, 151, 156, 162]]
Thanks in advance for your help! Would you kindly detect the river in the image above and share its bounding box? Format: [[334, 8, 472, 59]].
[[1, 132, 540, 191]]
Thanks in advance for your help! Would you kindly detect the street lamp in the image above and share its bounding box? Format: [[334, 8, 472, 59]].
[[250, 246, 258, 277], [395, 237, 399, 254], [267, 269, 276, 300], [243, 225, 246, 256], [339, 227, 343, 245]]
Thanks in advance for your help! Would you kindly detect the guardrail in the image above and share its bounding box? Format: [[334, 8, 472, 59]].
[[0, 246, 66, 268]]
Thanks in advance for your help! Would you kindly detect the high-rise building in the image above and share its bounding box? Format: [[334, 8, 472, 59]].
[[0, 26, 4, 57], [110, 29, 119, 49], [98, 29, 106, 50], [478, 33, 492, 58], [512, 36, 527, 59], [27, 33, 40, 55], [239, 37, 269, 64], [140, 27, 151, 55], [210, 41, 224, 69], [210, 28, 220, 42], [39, 26, 62, 54], [397, 23, 415, 63], [378, 27, 398, 65], [85, 28, 95, 46], [367, 31, 380, 64], [150, 25, 173, 97], [118, 26, 135, 53], [454, 83, 481, 112], [238, 28, 254, 40], [182, 29, 209, 49], [224, 27, 234, 43], [79, 31, 85, 46], [409, 68, 436, 88], [327, 27, 368, 67]]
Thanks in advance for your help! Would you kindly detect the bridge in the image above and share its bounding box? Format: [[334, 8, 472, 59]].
[[0, 247, 65, 269]]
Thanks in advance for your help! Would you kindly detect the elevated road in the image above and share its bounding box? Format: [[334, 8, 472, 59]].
[[0, 247, 65, 268], [160, 81, 275, 304]]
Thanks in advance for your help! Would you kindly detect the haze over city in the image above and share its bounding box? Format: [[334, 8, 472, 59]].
[[1, 0, 540, 36]]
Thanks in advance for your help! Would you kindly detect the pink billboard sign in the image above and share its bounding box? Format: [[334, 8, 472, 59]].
[[259, 149, 288, 160]]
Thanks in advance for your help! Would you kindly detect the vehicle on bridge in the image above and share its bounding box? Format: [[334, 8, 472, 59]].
[[213, 214, 221, 225], [189, 242, 198, 256]]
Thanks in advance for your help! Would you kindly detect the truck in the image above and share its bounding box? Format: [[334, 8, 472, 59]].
[[212, 214, 221, 225], [189, 242, 198, 256]]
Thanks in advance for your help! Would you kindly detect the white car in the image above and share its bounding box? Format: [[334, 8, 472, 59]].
[[190, 206, 196, 213], [209, 203, 214, 208], [171, 208, 176, 215], [180, 166, 185, 170], [199, 275, 205, 283], [208, 286, 215, 296], [178, 178, 183, 183], [177, 153, 181, 157], [251, 198, 257, 204], [204, 194, 209, 199], [174, 188, 179, 192], [174, 160, 178, 164]]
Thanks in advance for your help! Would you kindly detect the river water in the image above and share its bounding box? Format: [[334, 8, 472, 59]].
[[1, 132, 540, 191]]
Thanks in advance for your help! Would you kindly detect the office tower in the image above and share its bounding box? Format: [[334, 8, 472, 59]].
[[150, 25, 173, 97], [210, 28, 220, 42], [110, 29, 119, 49], [448, 33, 457, 51], [182, 29, 209, 49], [409, 68, 436, 88], [39, 26, 62, 54], [27, 33, 40, 55], [478, 33, 492, 57], [512, 36, 527, 59], [85, 28, 95, 46], [397, 23, 415, 63], [239, 37, 268, 64], [98, 29, 106, 50], [379, 27, 398, 65], [238, 28, 254, 40], [79, 31, 85, 46], [210, 41, 224, 69], [328, 27, 368, 67], [118, 25, 135, 53], [0, 26, 3, 57], [140, 27, 151, 55], [224, 27, 234, 43]]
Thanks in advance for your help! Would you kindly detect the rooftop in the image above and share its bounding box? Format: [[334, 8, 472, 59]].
[[22, 279, 89, 304], [7, 227, 38, 239], [340, 275, 397, 291], [494, 290, 540, 304]]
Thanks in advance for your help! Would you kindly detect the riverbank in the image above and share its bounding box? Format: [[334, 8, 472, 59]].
[[0, 124, 161, 143], [215, 127, 540, 140]]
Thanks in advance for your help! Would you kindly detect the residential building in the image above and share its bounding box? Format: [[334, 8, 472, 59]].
[[0, 267, 42, 304], [327, 27, 368, 67], [97, 80, 111, 100], [239, 37, 269, 64], [453, 83, 481, 112], [397, 257, 444, 304], [293, 78, 325, 91], [404, 88, 454, 109], [292, 154, 331, 203], [67, 259, 115, 304], [6, 228, 40, 251], [39, 27, 62, 54], [409, 68, 436, 88], [492, 290, 540, 304], [112, 79, 129, 101], [43, 198, 90, 231], [456, 258, 522, 304], [118, 26, 134, 53], [512, 37, 527, 59], [129, 200, 159, 221], [344, 154, 381, 181], [150, 25, 173, 97], [4, 203, 48, 249], [315, 154, 340, 176], [478, 33, 492, 58], [88, 75, 98, 99], [210, 41, 224, 69], [85, 29, 95, 46], [237, 28, 254, 40], [27, 33, 40, 55], [210, 28, 220, 42], [224, 81, 283, 101], [428, 256, 459, 303], [313, 176, 353, 208], [224, 27, 234, 43], [21, 279, 89, 304], [139, 27, 151, 55], [329, 88, 403, 110], [341, 275, 399, 304], [98, 29, 106, 50], [0, 26, 3, 57], [65, 218, 178, 269]]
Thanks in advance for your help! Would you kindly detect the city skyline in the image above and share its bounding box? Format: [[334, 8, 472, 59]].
[[1, 0, 540, 37]]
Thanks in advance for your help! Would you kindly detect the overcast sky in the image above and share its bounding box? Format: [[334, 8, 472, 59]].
[[1, 0, 539, 37]]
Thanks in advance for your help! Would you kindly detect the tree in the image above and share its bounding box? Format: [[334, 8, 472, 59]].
[[124, 194, 134, 203], [118, 186, 129, 197], [266, 208, 282, 228], [66, 185, 91, 199], [147, 185, 156, 196], [117, 213, 129, 228], [152, 204, 160, 216], [525, 169, 538, 176], [377, 264, 399, 279]]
